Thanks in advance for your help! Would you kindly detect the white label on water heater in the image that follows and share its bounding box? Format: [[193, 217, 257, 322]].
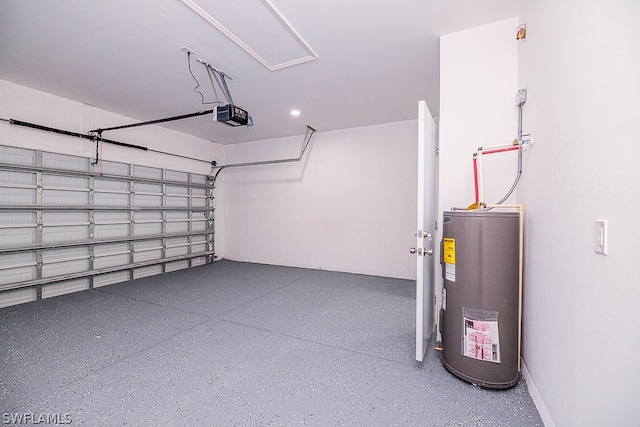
[[445, 263, 456, 282], [463, 317, 501, 363]]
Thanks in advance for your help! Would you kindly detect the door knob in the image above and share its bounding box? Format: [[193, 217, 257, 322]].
[[425, 248, 434, 256], [409, 247, 417, 254]]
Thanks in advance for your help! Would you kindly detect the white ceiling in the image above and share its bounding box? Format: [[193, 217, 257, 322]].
[[0, 0, 518, 144]]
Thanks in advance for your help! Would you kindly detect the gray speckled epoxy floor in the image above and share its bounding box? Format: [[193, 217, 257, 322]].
[[1, 260, 543, 426]]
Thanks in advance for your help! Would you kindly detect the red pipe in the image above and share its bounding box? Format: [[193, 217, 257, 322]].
[[481, 146, 520, 155], [473, 154, 479, 204]]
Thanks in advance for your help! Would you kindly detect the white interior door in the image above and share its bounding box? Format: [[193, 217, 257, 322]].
[[415, 100, 437, 362]]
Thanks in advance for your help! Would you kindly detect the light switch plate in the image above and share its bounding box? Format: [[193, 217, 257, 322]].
[[595, 220, 607, 255]]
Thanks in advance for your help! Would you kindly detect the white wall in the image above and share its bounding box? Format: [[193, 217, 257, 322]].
[[437, 17, 520, 330], [438, 17, 520, 213], [0, 79, 214, 175], [216, 121, 418, 279], [517, 1, 640, 426]]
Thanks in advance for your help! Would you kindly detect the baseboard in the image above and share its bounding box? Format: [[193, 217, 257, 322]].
[[521, 358, 555, 427]]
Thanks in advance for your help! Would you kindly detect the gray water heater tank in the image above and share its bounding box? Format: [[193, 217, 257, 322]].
[[440, 210, 521, 389]]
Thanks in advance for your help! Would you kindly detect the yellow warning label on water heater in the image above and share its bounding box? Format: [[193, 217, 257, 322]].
[[443, 238, 456, 264]]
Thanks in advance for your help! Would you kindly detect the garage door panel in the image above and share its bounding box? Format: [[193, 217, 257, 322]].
[[43, 226, 90, 244], [94, 192, 129, 206], [133, 165, 162, 180], [93, 242, 129, 256], [191, 243, 207, 253], [97, 160, 129, 176], [42, 152, 89, 171], [167, 237, 189, 247], [133, 249, 163, 263], [94, 223, 129, 239], [166, 185, 189, 195], [133, 222, 162, 236], [43, 211, 89, 225], [42, 189, 89, 205], [0, 288, 37, 308], [42, 247, 90, 263], [94, 253, 129, 269], [0, 227, 37, 248], [42, 278, 90, 299], [135, 211, 162, 222], [93, 271, 130, 288], [0, 266, 37, 285], [167, 211, 189, 221], [166, 196, 189, 207], [0, 212, 37, 225], [42, 259, 90, 278], [94, 211, 129, 224], [0, 252, 37, 268], [191, 188, 206, 197], [191, 174, 207, 185], [191, 256, 206, 266], [0, 145, 213, 307], [135, 183, 162, 193], [166, 222, 189, 233], [94, 178, 128, 191], [0, 146, 37, 165], [0, 187, 36, 204], [133, 194, 162, 206], [191, 197, 207, 208], [166, 170, 189, 182], [166, 245, 189, 257], [191, 211, 208, 221], [191, 220, 207, 232], [134, 239, 162, 251], [0, 170, 36, 185], [192, 235, 207, 245], [133, 265, 162, 279], [165, 260, 189, 272], [42, 174, 89, 189]]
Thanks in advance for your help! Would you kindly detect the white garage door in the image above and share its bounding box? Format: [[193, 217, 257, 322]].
[[0, 145, 214, 308]]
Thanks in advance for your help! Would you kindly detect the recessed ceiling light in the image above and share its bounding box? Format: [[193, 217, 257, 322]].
[[290, 110, 301, 116]]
